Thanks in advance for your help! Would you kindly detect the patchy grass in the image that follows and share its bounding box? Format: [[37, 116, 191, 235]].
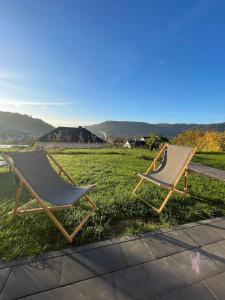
[[0, 148, 225, 260]]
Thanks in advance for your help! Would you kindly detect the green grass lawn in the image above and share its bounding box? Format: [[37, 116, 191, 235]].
[[0, 148, 225, 260]]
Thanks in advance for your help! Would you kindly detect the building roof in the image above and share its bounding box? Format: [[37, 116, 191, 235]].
[[38, 126, 105, 143]]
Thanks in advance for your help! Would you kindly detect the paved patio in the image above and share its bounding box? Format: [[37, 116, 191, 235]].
[[1, 217, 225, 299], [189, 162, 225, 181]]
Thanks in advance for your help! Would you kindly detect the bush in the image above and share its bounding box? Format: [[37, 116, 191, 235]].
[[172, 129, 225, 151]]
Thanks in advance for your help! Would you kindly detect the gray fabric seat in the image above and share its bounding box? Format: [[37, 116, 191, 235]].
[[10, 150, 93, 206], [138, 145, 194, 187]]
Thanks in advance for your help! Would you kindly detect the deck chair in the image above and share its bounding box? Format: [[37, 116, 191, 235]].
[[2, 150, 96, 243], [133, 144, 197, 213]]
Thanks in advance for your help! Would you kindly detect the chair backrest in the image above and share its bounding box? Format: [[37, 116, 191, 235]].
[[153, 144, 194, 186], [8, 150, 73, 201]]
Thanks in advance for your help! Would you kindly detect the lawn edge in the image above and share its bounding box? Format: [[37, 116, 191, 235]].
[[1, 216, 224, 269]]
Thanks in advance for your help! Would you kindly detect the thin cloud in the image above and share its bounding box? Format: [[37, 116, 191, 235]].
[[0, 79, 34, 94], [0, 70, 25, 81], [0, 99, 72, 107]]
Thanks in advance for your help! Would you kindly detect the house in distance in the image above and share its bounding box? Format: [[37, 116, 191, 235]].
[[123, 134, 169, 150], [123, 139, 146, 149], [37, 126, 105, 148]]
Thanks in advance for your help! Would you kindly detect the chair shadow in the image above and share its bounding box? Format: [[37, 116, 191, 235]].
[[188, 193, 225, 206]]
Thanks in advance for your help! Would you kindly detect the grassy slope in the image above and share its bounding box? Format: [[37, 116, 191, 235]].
[[0, 148, 225, 260]]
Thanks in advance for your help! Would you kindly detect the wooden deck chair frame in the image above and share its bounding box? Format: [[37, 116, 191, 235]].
[[133, 144, 197, 214], [2, 151, 97, 243]]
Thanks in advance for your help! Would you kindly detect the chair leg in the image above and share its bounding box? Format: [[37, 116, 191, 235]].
[[13, 181, 23, 218], [38, 200, 74, 243], [133, 177, 145, 193], [184, 170, 189, 194], [36, 196, 96, 243], [154, 190, 174, 213], [84, 194, 97, 210], [140, 190, 174, 214], [10, 192, 96, 243], [70, 197, 96, 240]]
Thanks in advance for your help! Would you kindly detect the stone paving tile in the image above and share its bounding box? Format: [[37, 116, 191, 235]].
[[60, 244, 126, 286], [113, 264, 157, 300], [218, 239, 225, 249], [144, 229, 197, 259], [22, 273, 116, 300], [189, 162, 225, 181], [184, 224, 224, 246], [201, 240, 225, 271], [110, 234, 139, 244], [2, 217, 225, 299], [69, 239, 114, 254], [120, 238, 154, 267], [160, 281, 217, 300], [204, 271, 225, 300], [0, 261, 10, 270], [0, 241, 115, 271], [0, 257, 61, 300], [203, 219, 225, 239], [142, 256, 185, 297], [171, 222, 200, 230], [198, 217, 225, 224], [3, 217, 221, 270], [0, 268, 10, 295], [142, 248, 221, 297], [168, 249, 221, 282]]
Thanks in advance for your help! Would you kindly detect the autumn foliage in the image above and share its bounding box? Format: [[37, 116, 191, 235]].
[[172, 129, 225, 151]]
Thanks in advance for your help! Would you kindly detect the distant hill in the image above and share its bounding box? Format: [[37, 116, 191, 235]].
[[86, 121, 225, 139], [1, 111, 224, 143], [0, 111, 54, 143]]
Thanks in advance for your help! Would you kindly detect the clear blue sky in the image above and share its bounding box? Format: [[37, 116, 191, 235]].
[[0, 0, 225, 126]]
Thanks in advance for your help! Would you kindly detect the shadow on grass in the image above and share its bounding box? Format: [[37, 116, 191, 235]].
[[0, 171, 19, 200], [51, 151, 129, 156], [189, 194, 225, 207], [138, 155, 153, 161]]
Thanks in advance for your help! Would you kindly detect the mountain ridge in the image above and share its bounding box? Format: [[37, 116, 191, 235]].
[[86, 120, 225, 138], [0, 111, 54, 142], [0, 111, 224, 141]]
